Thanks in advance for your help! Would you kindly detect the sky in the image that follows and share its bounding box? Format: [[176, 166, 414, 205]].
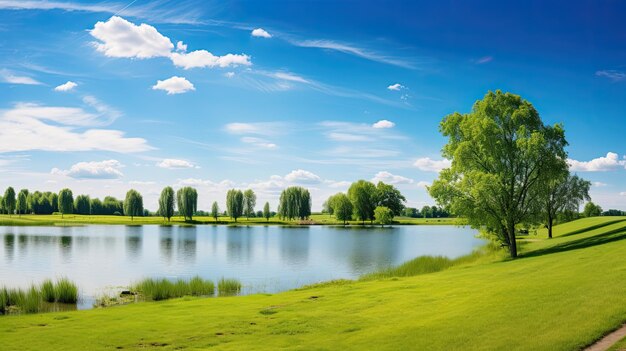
[[0, 0, 625, 212]]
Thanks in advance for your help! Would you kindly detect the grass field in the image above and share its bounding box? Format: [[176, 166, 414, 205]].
[[0, 213, 461, 226], [0, 216, 625, 350]]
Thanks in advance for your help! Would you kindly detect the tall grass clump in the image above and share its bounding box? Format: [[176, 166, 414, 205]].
[[133, 276, 215, 301], [55, 278, 79, 303], [41, 279, 56, 303], [218, 278, 242, 296], [22, 286, 41, 314]]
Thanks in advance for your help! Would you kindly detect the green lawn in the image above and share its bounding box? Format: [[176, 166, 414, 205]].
[[0, 217, 625, 350], [0, 213, 461, 226]]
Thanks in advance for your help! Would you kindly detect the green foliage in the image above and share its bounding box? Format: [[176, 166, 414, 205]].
[[2, 187, 15, 215], [58, 188, 74, 217], [74, 195, 91, 215], [583, 202, 603, 217], [226, 189, 244, 222], [374, 206, 394, 226], [348, 180, 377, 223], [123, 189, 143, 220], [243, 189, 256, 219], [278, 186, 311, 220], [217, 278, 242, 296], [176, 187, 198, 221], [211, 201, 220, 221], [16, 189, 28, 215], [374, 182, 406, 216], [333, 193, 353, 224], [102, 196, 124, 215], [542, 174, 591, 238], [40, 279, 55, 303], [263, 202, 271, 221], [157, 187, 175, 221], [429, 90, 568, 258], [0, 278, 78, 315], [55, 278, 78, 304]]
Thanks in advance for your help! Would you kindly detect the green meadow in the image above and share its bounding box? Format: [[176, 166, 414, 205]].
[[0, 216, 624, 350]]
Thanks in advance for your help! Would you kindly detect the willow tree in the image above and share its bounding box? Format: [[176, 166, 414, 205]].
[[542, 174, 591, 238], [74, 195, 91, 215], [58, 188, 74, 218], [158, 186, 175, 221], [211, 201, 220, 221], [176, 187, 197, 221], [278, 186, 311, 220], [226, 189, 243, 222], [243, 189, 257, 220], [124, 189, 143, 220], [3, 187, 15, 216], [16, 189, 28, 216], [429, 91, 567, 258]]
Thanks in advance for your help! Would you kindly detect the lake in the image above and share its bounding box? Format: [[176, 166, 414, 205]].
[[0, 225, 484, 309]]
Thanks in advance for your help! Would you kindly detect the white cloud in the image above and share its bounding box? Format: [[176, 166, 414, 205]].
[[241, 137, 277, 149], [156, 159, 197, 169], [152, 76, 195, 95], [224, 122, 282, 136], [568, 152, 626, 172], [596, 70, 626, 82], [416, 181, 431, 189], [51, 160, 124, 179], [284, 169, 322, 184], [593, 182, 608, 187], [327, 180, 351, 189], [414, 157, 452, 172], [225, 71, 235, 78], [175, 178, 235, 189], [476, 56, 493, 64], [387, 83, 404, 91], [620, 192, 626, 196], [170, 51, 251, 69], [82, 95, 121, 125], [129, 180, 157, 185], [0, 69, 42, 85], [54, 81, 77, 91], [176, 41, 187, 52], [90, 16, 174, 59], [372, 171, 414, 184], [0, 103, 151, 153], [251, 28, 272, 38], [274, 72, 308, 83], [372, 120, 395, 129]]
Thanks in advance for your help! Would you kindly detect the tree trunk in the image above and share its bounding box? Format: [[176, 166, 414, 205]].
[[508, 223, 518, 258], [547, 215, 553, 239]]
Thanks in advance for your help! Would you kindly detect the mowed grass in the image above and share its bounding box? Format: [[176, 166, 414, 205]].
[[0, 214, 461, 226], [0, 217, 625, 350]]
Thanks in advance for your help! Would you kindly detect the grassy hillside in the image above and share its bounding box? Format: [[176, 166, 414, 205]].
[[0, 217, 625, 350], [0, 213, 461, 226]]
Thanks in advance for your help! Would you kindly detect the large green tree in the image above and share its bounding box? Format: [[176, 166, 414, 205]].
[[243, 189, 257, 220], [58, 188, 74, 218], [176, 187, 197, 221], [158, 186, 175, 222], [583, 202, 602, 218], [375, 182, 406, 216], [3, 187, 16, 216], [278, 186, 311, 220], [333, 193, 353, 225], [542, 174, 591, 238], [429, 91, 568, 258], [226, 189, 244, 222], [74, 195, 91, 215], [16, 189, 29, 216], [124, 189, 144, 220], [347, 180, 377, 224]]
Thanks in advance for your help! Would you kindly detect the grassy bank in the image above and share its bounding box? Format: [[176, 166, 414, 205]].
[[0, 217, 624, 350], [1, 278, 78, 315], [0, 214, 461, 226]]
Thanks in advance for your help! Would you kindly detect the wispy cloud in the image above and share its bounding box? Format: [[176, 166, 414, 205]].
[[475, 56, 493, 64], [595, 70, 626, 82], [0, 69, 42, 85]]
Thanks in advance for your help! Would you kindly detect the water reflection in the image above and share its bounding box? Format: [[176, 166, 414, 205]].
[[279, 227, 310, 266], [125, 226, 143, 261], [226, 227, 254, 264], [176, 227, 196, 264], [3, 234, 14, 262], [159, 226, 174, 263]]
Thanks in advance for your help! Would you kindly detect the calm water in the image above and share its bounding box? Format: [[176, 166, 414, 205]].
[[0, 225, 484, 308]]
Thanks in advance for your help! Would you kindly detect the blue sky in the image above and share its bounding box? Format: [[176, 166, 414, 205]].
[[0, 0, 625, 211]]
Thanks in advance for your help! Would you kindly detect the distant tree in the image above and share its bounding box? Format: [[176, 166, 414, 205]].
[[403, 207, 419, 218], [333, 193, 353, 225], [541, 174, 591, 238], [583, 202, 602, 218], [211, 201, 220, 221], [226, 189, 244, 222], [243, 189, 257, 220], [429, 91, 567, 258], [58, 188, 74, 218], [16, 189, 28, 216], [374, 206, 394, 227], [176, 187, 198, 221], [263, 202, 271, 222], [74, 195, 91, 215], [103, 196, 123, 215], [90, 198, 103, 215], [278, 187, 311, 220], [324, 193, 344, 217], [158, 186, 175, 222], [421, 205, 432, 218], [348, 180, 377, 224], [47, 192, 59, 213], [0, 195, 3, 214], [3, 187, 16, 216], [603, 209, 626, 216], [124, 189, 144, 220], [375, 182, 406, 216]]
